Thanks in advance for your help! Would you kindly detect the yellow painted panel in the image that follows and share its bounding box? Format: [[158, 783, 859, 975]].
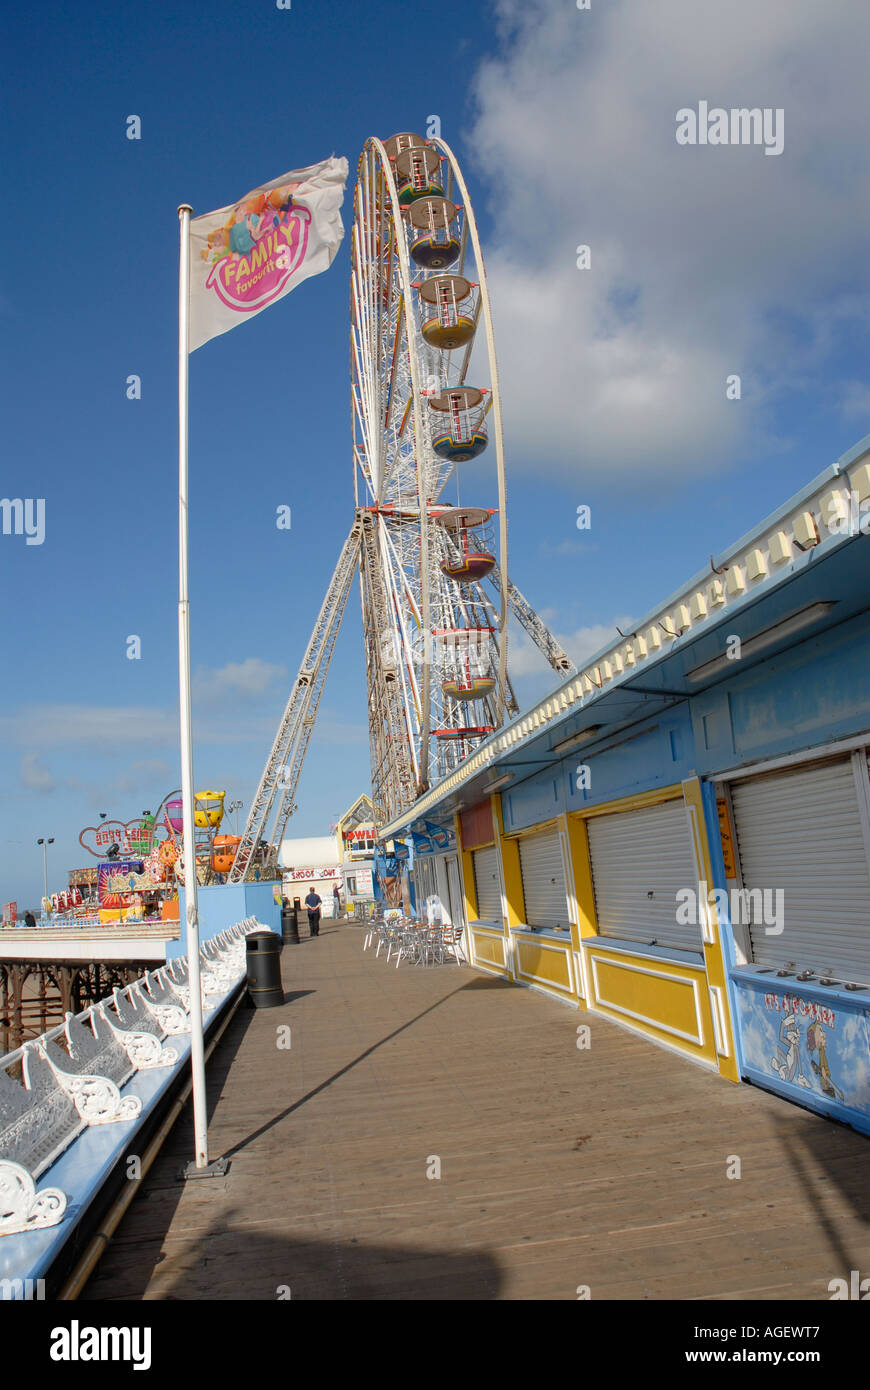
[[565, 814, 596, 942], [516, 938, 572, 992], [472, 931, 505, 969], [494, 795, 524, 932], [681, 776, 740, 1081], [456, 813, 479, 922], [589, 949, 715, 1061]]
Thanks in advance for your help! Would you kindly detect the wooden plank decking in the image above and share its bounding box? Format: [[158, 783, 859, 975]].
[[83, 923, 870, 1301]]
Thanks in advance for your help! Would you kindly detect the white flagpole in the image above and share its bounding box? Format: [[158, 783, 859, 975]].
[[177, 203, 210, 1173]]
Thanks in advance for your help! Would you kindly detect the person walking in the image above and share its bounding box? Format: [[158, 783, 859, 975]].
[[304, 888, 322, 938], [332, 883, 341, 919]]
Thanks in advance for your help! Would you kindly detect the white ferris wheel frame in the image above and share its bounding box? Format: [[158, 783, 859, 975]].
[[350, 134, 510, 801]]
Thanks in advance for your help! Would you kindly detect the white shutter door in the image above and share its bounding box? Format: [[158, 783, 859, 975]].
[[730, 758, 870, 980], [588, 799, 702, 951], [518, 829, 569, 928], [472, 846, 501, 922], [446, 855, 463, 928], [416, 858, 433, 905]]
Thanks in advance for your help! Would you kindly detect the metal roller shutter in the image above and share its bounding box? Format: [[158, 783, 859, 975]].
[[416, 857, 434, 906], [588, 799, 702, 951], [472, 845, 501, 922], [518, 829, 569, 928], [446, 855, 463, 927], [730, 758, 870, 981], [418, 857, 446, 922]]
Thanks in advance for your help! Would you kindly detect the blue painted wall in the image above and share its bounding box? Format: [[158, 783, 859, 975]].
[[500, 612, 870, 836], [501, 768, 564, 832], [501, 704, 696, 832], [171, 882, 280, 958], [691, 609, 870, 775]]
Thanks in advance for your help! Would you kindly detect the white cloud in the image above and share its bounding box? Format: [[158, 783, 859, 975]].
[[1, 705, 178, 748], [467, 0, 870, 478], [194, 657, 286, 700], [112, 759, 175, 796], [840, 380, 870, 421], [19, 752, 56, 791], [0, 702, 275, 750], [508, 616, 633, 678]]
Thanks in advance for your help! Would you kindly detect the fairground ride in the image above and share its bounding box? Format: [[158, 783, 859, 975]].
[[228, 133, 574, 883]]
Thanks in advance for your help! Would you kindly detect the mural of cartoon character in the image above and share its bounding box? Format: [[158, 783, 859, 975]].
[[806, 1020, 844, 1101], [771, 1013, 811, 1088]]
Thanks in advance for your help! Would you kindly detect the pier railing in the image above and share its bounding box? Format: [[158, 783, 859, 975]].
[[0, 916, 262, 1297]]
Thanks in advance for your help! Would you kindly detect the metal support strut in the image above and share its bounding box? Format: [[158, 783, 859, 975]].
[[229, 517, 363, 882], [487, 566, 577, 677]]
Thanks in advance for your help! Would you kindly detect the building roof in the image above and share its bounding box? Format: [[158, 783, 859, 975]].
[[337, 793, 374, 830], [278, 836, 339, 869]]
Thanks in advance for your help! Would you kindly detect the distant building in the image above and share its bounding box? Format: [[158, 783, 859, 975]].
[[278, 835, 341, 908], [277, 796, 384, 914], [334, 795, 377, 909]]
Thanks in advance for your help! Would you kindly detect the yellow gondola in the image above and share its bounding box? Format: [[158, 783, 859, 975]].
[[194, 789, 226, 829], [417, 275, 477, 350], [442, 676, 496, 702]]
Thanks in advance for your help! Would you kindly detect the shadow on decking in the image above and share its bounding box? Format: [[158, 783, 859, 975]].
[[86, 1215, 504, 1301], [771, 1109, 870, 1275], [223, 983, 469, 1161]]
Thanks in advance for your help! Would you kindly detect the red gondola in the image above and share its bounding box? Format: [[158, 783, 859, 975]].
[[433, 505, 496, 582]]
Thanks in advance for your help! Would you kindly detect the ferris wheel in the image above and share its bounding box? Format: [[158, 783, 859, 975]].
[[351, 131, 522, 823], [229, 133, 574, 879]]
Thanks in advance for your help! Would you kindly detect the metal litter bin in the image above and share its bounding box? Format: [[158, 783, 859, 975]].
[[281, 902, 299, 944], [245, 931, 284, 1008]]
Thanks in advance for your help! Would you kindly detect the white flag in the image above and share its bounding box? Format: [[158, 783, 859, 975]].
[[188, 155, 348, 353]]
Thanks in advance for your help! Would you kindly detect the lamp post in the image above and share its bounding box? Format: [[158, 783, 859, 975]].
[[227, 800, 243, 835], [36, 837, 54, 902]]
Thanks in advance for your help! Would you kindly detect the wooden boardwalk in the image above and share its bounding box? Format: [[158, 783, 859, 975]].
[[84, 922, 870, 1301]]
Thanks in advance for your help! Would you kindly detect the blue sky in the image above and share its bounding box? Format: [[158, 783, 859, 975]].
[[3, 0, 870, 906]]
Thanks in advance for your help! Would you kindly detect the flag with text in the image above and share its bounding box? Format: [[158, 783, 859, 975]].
[[188, 155, 348, 352]]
